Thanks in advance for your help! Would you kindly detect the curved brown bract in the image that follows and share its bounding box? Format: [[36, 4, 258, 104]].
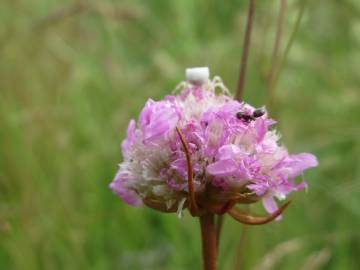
[[176, 127, 200, 216], [227, 201, 291, 225]]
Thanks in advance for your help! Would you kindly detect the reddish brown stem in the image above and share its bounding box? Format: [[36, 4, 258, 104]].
[[235, 0, 256, 101], [200, 213, 217, 270], [176, 127, 199, 215]]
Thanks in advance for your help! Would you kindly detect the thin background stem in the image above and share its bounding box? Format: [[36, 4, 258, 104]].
[[34, 1, 142, 30], [267, 0, 287, 106], [235, 0, 256, 101], [234, 225, 248, 270], [268, 0, 307, 109]]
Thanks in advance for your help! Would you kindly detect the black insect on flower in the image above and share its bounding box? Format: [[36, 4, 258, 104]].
[[252, 107, 266, 118], [236, 107, 266, 122]]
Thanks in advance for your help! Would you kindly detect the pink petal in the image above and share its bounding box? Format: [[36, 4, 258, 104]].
[[217, 144, 242, 160], [110, 172, 142, 206], [262, 195, 282, 220], [207, 159, 238, 177], [288, 153, 319, 177], [121, 119, 136, 156], [254, 118, 266, 142]]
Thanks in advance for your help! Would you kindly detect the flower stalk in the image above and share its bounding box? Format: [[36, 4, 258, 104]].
[[200, 212, 217, 270]]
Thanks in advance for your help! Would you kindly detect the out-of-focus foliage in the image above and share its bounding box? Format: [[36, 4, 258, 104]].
[[0, 0, 359, 269]]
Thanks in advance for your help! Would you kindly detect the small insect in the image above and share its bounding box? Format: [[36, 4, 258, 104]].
[[236, 107, 266, 122], [253, 107, 266, 118], [236, 112, 255, 122]]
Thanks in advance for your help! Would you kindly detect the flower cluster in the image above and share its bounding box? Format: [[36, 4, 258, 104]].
[[110, 68, 318, 218]]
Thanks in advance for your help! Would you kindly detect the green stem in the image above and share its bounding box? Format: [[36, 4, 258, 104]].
[[235, 0, 256, 101], [269, 0, 307, 110], [234, 225, 248, 270], [267, 0, 287, 106]]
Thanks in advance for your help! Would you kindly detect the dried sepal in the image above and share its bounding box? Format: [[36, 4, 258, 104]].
[[143, 198, 180, 213]]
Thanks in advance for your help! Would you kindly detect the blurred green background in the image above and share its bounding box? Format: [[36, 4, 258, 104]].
[[1, 0, 360, 269]]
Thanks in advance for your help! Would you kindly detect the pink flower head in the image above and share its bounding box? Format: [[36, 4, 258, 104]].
[[110, 68, 318, 220]]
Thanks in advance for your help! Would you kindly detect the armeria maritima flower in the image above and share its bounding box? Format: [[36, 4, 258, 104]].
[[110, 67, 318, 223]]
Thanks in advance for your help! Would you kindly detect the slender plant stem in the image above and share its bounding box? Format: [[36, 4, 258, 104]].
[[269, 0, 307, 109], [267, 0, 287, 106], [235, 0, 256, 101], [234, 225, 248, 270], [200, 213, 217, 270]]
